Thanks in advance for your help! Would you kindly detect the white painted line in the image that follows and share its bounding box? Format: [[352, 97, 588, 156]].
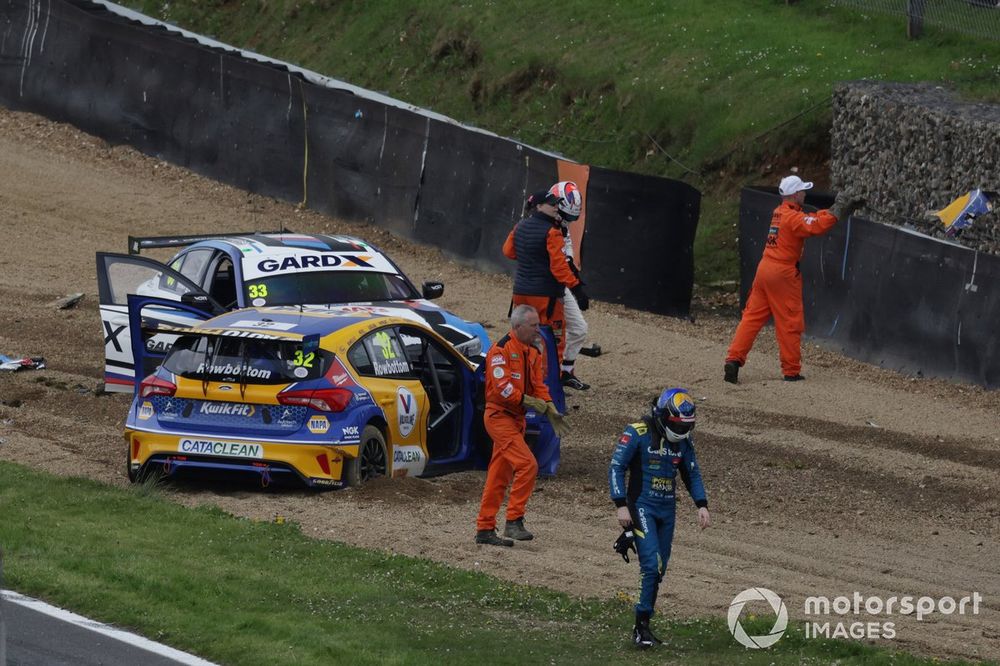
[[1, 590, 219, 666]]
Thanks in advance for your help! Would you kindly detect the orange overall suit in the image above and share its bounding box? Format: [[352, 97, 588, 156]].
[[475, 331, 552, 532], [726, 200, 838, 377], [503, 211, 581, 366]]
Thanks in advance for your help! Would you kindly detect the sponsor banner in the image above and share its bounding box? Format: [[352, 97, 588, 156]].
[[178, 438, 263, 458]]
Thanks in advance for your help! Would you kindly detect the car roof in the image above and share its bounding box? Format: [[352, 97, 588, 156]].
[[190, 306, 426, 340], [204, 234, 402, 279]]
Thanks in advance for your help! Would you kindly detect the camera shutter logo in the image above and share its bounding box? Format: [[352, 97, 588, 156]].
[[728, 587, 788, 648]]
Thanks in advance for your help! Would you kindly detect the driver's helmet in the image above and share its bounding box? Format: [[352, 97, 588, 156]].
[[652, 388, 696, 443], [549, 181, 583, 222]]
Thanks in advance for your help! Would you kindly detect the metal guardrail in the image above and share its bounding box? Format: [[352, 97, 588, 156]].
[[834, 0, 1000, 40]]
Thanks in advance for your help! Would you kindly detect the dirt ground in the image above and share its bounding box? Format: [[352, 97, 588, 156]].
[[0, 107, 998, 662]]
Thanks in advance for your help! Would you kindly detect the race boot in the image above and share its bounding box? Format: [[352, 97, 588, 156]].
[[503, 517, 534, 541], [475, 529, 514, 547], [632, 611, 661, 648], [560, 371, 590, 391], [724, 360, 740, 384]]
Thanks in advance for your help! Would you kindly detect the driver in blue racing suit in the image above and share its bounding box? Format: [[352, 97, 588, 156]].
[[608, 387, 711, 648]]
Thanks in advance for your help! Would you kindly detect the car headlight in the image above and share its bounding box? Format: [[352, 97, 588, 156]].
[[455, 337, 482, 358]]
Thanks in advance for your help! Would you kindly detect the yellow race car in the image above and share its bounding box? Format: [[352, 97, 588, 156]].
[[122, 296, 562, 488]]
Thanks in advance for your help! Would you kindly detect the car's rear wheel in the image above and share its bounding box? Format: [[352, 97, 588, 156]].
[[344, 425, 388, 487]]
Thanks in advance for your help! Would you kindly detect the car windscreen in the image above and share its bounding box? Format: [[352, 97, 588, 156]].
[[242, 271, 417, 306], [162, 335, 331, 384]]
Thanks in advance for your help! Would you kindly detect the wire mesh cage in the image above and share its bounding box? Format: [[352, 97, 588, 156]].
[[833, 0, 1000, 40]]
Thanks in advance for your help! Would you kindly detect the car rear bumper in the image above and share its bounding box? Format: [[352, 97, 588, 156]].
[[125, 428, 360, 488]]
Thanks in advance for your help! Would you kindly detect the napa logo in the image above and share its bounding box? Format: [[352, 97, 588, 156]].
[[397, 387, 418, 437], [307, 415, 330, 434], [138, 401, 154, 420]]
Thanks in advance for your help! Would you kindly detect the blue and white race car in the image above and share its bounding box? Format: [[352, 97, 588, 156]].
[[96, 232, 490, 393]]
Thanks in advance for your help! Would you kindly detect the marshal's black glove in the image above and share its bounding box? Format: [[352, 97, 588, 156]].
[[570, 284, 590, 311], [613, 528, 636, 563], [831, 188, 864, 220]]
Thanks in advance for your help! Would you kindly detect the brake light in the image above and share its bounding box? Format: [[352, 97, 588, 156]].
[[277, 387, 352, 412], [139, 374, 176, 398]]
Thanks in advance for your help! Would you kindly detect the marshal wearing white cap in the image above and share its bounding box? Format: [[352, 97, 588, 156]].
[[723, 175, 863, 383]]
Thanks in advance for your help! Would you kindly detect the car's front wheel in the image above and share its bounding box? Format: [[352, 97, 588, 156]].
[[344, 425, 388, 487]]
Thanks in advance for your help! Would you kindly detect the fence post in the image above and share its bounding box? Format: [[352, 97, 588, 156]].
[[907, 0, 926, 38]]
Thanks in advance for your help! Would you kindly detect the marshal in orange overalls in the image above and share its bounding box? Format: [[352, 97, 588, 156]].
[[475, 330, 551, 532], [726, 200, 838, 377]]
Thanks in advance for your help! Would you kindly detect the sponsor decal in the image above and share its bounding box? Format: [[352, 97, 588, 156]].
[[218, 385, 233, 391], [500, 384, 514, 398], [397, 387, 418, 437], [331, 372, 350, 385], [492, 367, 505, 379], [651, 477, 674, 492], [391, 445, 426, 476], [393, 448, 424, 464], [511, 372, 521, 379], [341, 425, 360, 439], [277, 408, 297, 427], [138, 401, 154, 420], [196, 362, 272, 379], [618, 433, 631, 446], [230, 320, 297, 331], [200, 402, 256, 417], [197, 328, 285, 340], [293, 367, 308, 378], [374, 358, 410, 376], [311, 478, 340, 487], [490, 355, 505, 366], [307, 415, 330, 434], [257, 254, 374, 273], [252, 298, 266, 306], [145, 338, 174, 354], [178, 438, 263, 458]]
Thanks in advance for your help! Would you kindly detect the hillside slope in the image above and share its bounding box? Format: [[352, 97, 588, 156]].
[[121, 0, 1000, 283]]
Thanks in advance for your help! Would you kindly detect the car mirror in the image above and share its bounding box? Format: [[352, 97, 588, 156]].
[[181, 292, 219, 313], [422, 281, 444, 300]]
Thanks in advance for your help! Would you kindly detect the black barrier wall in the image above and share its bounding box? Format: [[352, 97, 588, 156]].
[[0, 0, 701, 316], [739, 187, 1000, 387]]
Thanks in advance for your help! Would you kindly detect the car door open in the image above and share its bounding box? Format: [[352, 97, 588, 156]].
[[96, 252, 222, 392]]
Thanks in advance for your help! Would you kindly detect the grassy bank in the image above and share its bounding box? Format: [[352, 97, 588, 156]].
[[121, 0, 1000, 284], [0, 461, 964, 665]]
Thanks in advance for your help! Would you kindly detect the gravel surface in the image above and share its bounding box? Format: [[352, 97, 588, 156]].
[[1, 107, 998, 662]]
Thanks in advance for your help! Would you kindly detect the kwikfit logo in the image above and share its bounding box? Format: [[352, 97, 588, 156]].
[[199, 403, 256, 417]]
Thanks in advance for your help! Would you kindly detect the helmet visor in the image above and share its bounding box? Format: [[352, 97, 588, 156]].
[[665, 416, 694, 436]]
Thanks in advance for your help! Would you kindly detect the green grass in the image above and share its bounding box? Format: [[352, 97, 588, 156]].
[[118, 0, 1000, 285], [0, 461, 981, 665]]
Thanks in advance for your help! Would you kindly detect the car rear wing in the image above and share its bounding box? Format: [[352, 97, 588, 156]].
[[127, 230, 291, 255], [148, 319, 318, 345]]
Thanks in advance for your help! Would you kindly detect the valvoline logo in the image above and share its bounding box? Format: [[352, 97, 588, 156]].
[[397, 386, 417, 437]]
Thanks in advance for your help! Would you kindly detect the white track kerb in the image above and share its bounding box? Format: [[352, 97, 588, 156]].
[[0, 590, 219, 666]]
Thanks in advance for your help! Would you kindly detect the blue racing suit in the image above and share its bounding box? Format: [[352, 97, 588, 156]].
[[608, 417, 708, 615]]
